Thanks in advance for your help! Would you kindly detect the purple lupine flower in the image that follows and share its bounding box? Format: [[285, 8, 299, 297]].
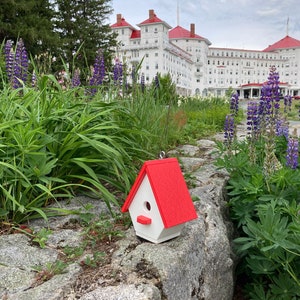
[[283, 94, 292, 113], [140, 73, 145, 92], [113, 59, 123, 85], [13, 39, 28, 88], [224, 114, 235, 146], [89, 50, 106, 95], [267, 66, 281, 109], [286, 137, 299, 169], [4, 40, 14, 83], [71, 68, 81, 88], [258, 66, 281, 132], [276, 117, 289, 139], [19, 39, 28, 82], [246, 101, 259, 138], [230, 92, 239, 116]]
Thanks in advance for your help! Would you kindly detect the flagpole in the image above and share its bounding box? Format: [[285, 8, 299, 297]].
[[177, 0, 180, 26]]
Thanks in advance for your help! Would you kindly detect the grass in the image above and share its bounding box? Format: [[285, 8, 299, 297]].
[[0, 61, 232, 224]]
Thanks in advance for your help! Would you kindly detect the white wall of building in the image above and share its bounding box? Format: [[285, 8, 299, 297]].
[[111, 11, 300, 98]]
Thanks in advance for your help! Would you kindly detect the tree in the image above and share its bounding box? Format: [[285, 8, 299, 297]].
[[0, 0, 59, 57], [53, 0, 118, 72]]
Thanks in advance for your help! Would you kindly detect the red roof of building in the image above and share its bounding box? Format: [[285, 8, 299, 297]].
[[121, 158, 197, 228], [139, 14, 163, 25], [241, 82, 289, 88], [111, 17, 135, 30], [138, 9, 172, 29], [169, 25, 203, 39], [263, 35, 300, 52], [131, 30, 141, 39]]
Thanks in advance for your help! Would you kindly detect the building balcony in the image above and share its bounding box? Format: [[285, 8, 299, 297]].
[[195, 72, 203, 77], [195, 61, 203, 66]]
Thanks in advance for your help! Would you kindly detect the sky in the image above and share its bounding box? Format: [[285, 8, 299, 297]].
[[109, 0, 300, 51]]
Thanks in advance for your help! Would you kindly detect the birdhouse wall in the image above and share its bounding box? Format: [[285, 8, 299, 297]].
[[136, 224, 184, 244], [128, 175, 166, 240]]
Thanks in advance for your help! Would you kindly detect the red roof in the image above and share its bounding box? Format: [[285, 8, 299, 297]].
[[241, 82, 289, 88], [169, 25, 204, 40], [122, 158, 197, 228], [111, 18, 135, 29], [139, 14, 164, 25], [138, 10, 172, 29], [263, 35, 300, 52], [131, 30, 141, 39]]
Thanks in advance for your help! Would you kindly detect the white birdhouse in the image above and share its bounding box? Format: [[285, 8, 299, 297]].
[[121, 158, 198, 243]]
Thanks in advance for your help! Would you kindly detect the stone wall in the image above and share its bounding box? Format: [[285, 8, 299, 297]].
[[81, 139, 236, 300]]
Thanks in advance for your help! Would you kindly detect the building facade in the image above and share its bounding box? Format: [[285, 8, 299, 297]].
[[111, 9, 300, 98]]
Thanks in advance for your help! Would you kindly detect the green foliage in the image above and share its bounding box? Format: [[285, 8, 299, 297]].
[[33, 260, 68, 282], [81, 251, 105, 268], [151, 73, 178, 105], [0, 0, 59, 57], [54, 0, 117, 71], [0, 75, 150, 223], [32, 228, 53, 248], [216, 115, 300, 299], [179, 97, 231, 142]]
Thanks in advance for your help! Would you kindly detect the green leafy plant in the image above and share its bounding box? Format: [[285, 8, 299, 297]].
[[80, 251, 105, 268], [32, 260, 68, 284], [32, 228, 52, 248]]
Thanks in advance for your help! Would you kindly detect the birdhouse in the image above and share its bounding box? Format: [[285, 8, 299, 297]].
[[121, 158, 198, 243]]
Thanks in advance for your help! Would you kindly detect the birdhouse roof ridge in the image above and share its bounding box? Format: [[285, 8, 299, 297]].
[[121, 157, 197, 228]]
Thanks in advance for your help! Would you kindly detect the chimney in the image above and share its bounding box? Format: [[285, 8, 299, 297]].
[[149, 9, 155, 20], [190, 24, 195, 37], [117, 14, 122, 24]]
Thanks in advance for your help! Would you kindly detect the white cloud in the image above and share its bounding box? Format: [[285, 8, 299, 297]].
[[110, 0, 300, 50]]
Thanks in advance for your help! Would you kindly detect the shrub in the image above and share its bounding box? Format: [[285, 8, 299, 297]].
[[216, 67, 300, 299]]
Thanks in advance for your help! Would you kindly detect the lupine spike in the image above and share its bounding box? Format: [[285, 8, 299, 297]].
[[286, 137, 299, 169], [230, 92, 239, 116], [113, 59, 123, 85], [71, 68, 81, 88], [276, 117, 289, 139], [246, 101, 259, 139], [4, 40, 14, 83], [89, 49, 106, 95], [224, 114, 235, 147]]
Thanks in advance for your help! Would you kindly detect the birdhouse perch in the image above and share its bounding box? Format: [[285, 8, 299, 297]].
[[121, 158, 198, 243]]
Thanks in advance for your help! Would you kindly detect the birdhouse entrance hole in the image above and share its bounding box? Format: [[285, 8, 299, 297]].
[[144, 201, 151, 211]]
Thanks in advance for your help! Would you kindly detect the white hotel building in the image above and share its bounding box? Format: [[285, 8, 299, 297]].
[[111, 9, 300, 99]]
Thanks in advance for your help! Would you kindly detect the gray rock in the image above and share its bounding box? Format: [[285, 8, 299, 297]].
[[0, 234, 57, 270], [0, 136, 237, 300], [179, 157, 206, 173], [168, 144, 200, 157], [47, 229, 83, 248], [80, 284, 161, 300], [11, 263, 81, 300], [0, 266, 34, 295], [110, 160, 234, 300]]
